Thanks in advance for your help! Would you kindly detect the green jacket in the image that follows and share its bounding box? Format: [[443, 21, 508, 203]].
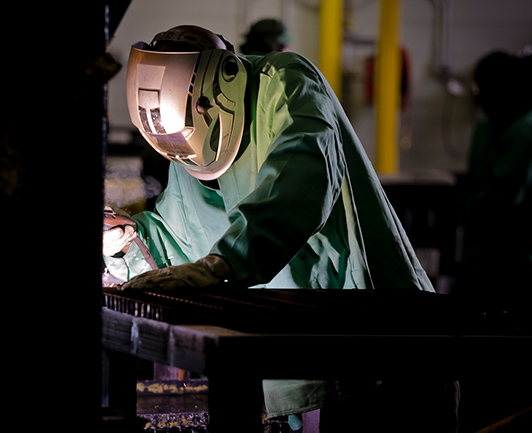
[[105, 51, 433, 416], [461, 109, 532, 295]]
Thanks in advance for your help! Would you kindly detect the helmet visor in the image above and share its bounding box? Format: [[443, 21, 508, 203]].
[[126, 42, 246, 180]]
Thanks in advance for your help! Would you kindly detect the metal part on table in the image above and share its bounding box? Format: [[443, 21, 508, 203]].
[[102, 286, 470, 335], [102, 285, 532, 335]]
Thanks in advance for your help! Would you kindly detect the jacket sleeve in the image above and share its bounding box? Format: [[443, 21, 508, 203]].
[[104, 160, 231, 282], [103, 210, 190, 282], [211, 55, 346, 286]]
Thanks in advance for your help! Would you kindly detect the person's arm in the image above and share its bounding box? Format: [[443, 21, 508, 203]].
[[211, 55, 345, 286], [103, 207, 192, 282]]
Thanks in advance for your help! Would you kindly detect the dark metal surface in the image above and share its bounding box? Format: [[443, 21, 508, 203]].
[[101, 287, 532, 433], [102, 286, 529, 336]]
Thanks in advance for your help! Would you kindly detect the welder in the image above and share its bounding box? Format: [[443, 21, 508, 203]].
[[103, 25, 457, 432]]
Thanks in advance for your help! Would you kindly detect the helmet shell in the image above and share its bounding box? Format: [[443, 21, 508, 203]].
[[126, 42, 246, 180]]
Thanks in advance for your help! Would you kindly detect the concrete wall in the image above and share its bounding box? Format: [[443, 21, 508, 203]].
[[344, 0, 532, 173], [108, 0, 532, 174]]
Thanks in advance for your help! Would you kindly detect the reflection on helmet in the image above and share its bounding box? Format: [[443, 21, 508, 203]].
[[126, 41, 247, 180]]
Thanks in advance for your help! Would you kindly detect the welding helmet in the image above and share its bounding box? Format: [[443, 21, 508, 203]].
[[126, 26, 247, 180]]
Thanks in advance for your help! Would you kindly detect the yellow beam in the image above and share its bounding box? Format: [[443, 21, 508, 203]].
[[375, 0, 401, 174], [320, 0, 343, 99]]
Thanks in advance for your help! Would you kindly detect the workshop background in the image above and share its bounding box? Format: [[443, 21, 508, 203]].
[[103, 0, 532, 294], [107, 0, 532, 174], [2, 1, 530, 432]]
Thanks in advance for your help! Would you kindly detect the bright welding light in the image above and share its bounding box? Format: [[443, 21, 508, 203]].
[[159, 99, 186, 133]]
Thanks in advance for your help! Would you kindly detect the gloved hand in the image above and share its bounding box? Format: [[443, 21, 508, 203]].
[[121, 255, 231, 291], [103, 206, 138, 256]]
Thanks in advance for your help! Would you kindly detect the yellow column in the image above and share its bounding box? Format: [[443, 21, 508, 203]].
[[375, 0, 401, 174], [320, 0, 343, 99]]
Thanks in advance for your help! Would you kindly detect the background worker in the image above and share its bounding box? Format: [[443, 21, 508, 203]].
[[240, 18, 291, 55], [460, 50, 532, 306]]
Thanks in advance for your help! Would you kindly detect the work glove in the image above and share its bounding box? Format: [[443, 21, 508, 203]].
[[121, 255, 231, 291], [102, 206, 138, 256]]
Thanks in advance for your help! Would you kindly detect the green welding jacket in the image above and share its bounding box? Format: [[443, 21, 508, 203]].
[[105, 51, 433, 417]]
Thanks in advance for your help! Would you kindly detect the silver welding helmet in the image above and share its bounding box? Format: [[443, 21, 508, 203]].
[[126, 39, 247, 180]]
